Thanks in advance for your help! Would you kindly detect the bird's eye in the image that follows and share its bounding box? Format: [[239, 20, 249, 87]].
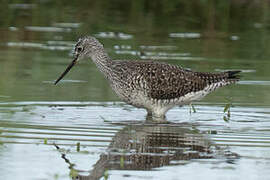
[[77, 46, 83, 53]]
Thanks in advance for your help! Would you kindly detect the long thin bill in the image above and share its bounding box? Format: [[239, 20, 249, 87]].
[[54, 56, 78, 85]]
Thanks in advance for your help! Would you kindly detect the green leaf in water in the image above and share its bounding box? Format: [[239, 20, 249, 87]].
[[120, 156, 124, 168], [191, 104, 196, 113], [44, 138, 48, 145], [223, 115, 229, 122], [189, 103, 196, 114], [76, 142, 80, 152], [69, 168, 78, 178], [104, 169, 109, 180], [224, 98, 232, 121], [224, 103, 231, 113]]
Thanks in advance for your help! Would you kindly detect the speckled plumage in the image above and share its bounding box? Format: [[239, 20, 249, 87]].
[[55, 36, 241, 119]]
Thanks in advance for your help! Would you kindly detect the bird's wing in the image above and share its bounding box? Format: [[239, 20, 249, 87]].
[[140, 63, 207, 99], [113, 60, 240, 100]]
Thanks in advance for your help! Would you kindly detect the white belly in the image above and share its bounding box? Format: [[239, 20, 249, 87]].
[[111, 81, 228, 118]]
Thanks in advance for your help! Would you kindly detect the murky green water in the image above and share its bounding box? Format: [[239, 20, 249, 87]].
[[1, 1, 270, 180]]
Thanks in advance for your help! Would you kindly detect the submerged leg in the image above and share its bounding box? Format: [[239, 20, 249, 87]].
[[146, 109, 152, 117], [145, 109, 168, 123]]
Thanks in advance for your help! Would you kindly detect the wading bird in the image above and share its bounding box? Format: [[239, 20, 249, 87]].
[[55, 36, 240, 121]]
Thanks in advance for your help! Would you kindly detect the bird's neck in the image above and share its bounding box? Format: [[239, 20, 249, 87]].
[[91, 49, 113, 78]]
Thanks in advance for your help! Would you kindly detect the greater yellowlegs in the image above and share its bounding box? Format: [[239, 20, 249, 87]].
[[55, 36, 240, 119]]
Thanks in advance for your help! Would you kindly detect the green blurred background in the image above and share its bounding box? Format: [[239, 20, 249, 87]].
[[0, 0, 269, 105]]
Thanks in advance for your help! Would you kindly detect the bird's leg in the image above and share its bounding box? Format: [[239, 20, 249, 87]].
[[146, 110, 152, 117], [146, 110, 168, 123]]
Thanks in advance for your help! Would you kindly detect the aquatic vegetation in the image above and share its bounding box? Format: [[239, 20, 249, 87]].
[[104, 169, 109, 180], [223, 98, 233, 122], [69, 168, 78, 179], [120, 156, 124, 168], [53, 143, 79, 179], [189, 103, 197, 114], [44, 138, 48, 144], [76, 142, 80, 152]]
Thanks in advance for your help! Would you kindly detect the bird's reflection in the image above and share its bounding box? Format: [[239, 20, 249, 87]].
[[60, 121, 238, 180]]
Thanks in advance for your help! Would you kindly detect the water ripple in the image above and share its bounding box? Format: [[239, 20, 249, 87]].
[[1, 101, 270, 179]]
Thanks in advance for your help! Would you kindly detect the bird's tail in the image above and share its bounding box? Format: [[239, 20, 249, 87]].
[[194, 70, 241, 89], [226, 70, 241, 81]]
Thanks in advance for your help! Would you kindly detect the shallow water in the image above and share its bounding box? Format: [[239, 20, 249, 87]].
[[1, 1, 270, 180], [1, 102, 270, 180]]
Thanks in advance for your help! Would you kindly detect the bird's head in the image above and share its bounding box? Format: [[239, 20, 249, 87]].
[[54, 36, 103, 85], [74, 36, 104, 60]]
